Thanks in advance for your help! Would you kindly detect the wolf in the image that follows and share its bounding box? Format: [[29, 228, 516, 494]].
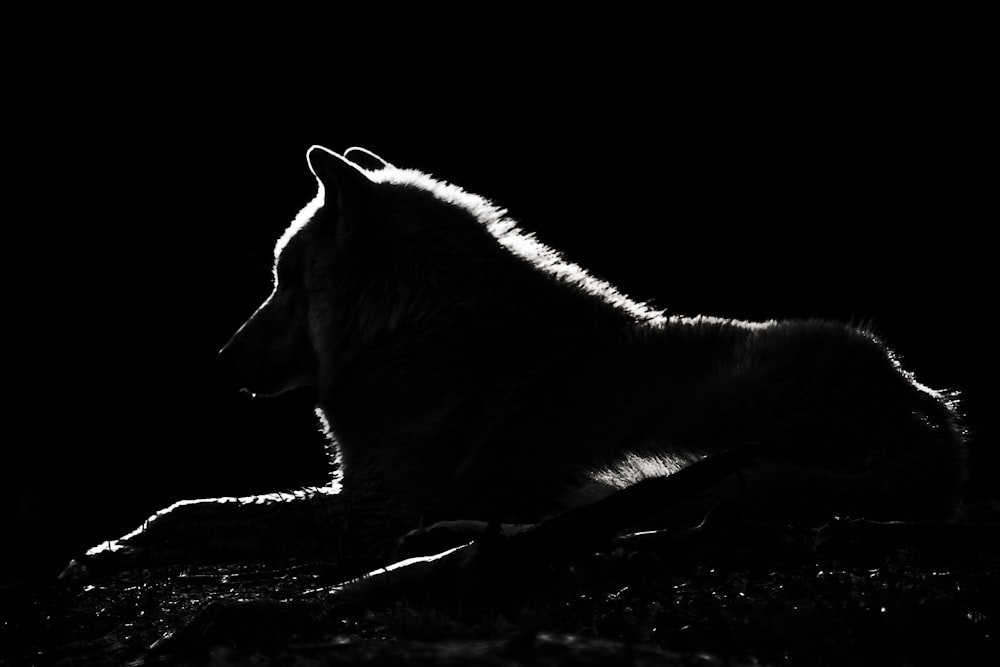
[[66, 146, 966, 575]]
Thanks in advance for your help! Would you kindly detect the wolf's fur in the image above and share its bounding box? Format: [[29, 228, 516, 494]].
[[74, 146, 967, 572]]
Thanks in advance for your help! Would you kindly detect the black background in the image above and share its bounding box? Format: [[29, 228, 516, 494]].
[[5, 35, 994, 582]]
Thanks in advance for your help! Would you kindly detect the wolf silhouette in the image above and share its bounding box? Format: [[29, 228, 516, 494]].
[[67, 146, 966, 574]]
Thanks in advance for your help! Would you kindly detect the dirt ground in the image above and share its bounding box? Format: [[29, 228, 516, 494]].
[[3, 511, 998, 667]]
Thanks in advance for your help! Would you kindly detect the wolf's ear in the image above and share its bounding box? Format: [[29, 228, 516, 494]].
[[344, 146, 392, 171], [306, 145, 370, 220]]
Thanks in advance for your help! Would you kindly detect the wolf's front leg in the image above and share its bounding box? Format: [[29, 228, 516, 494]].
[[61, 487, 365, 578]]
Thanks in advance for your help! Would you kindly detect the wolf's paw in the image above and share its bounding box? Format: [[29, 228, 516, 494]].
[[58, 539, 187, 579], [60, 490, 351, 578], [394, 520, 489, 559], [394, 520, 538, 560], [58, 499, 264, 579]]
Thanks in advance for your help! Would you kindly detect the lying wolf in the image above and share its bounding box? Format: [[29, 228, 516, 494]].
[[67, 146, 966, 575]]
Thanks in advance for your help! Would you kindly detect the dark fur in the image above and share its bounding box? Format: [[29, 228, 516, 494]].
[[220, 147, 965, 552], [71, 146, 967, 573]]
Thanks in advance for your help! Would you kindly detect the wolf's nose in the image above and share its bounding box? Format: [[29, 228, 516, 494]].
[[216, 334, 245, 390]]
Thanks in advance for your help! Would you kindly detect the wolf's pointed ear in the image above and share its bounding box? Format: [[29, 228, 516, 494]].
[[306, 145, 370, 220], [344, 146, 392, 171]]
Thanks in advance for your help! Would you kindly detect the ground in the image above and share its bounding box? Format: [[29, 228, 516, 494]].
[[3, 508, 998, 666]]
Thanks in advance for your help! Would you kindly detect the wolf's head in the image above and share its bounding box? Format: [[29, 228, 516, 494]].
[[217, 146, 512, 398], [218, 145, 655, 400]]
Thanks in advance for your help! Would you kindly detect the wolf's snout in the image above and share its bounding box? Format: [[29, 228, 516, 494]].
[[216, 308, 318, 398], [216, 329, 255, 394]]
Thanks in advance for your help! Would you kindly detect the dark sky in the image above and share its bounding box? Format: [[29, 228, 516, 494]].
[[6, 54, 993, 581]]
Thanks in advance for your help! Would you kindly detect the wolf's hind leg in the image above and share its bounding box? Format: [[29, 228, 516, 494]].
[[670, 445, 965, 527]]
